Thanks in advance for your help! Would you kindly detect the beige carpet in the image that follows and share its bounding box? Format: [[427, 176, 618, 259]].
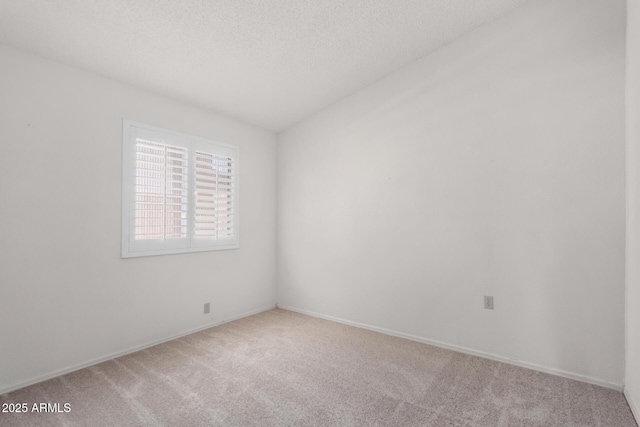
[[0, 309, 637, 426]]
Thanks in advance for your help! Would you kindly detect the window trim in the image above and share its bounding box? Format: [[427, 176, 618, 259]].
[[121, 120, 239, 258]]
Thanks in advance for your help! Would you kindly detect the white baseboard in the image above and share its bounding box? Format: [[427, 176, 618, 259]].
[[625, 387, 640, 425], [280, 305, 624, 392], [0, 304, 276, 396]]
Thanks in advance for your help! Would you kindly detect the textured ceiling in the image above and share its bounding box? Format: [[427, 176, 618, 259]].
[[0, 0, 530, 132]]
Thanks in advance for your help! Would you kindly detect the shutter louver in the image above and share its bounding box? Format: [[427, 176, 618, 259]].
[[194, 151, 234, 240], [134, 139, 188, 240]]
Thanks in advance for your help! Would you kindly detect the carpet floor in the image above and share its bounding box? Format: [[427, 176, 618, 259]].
[[0, 308, 637, 426]]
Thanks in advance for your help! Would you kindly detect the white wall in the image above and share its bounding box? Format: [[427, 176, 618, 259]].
[[278, 0, 626, 387], [626, 0, 640, 419], [0, 45, 277, 393]]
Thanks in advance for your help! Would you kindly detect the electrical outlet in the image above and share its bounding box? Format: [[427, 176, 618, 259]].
[[204, 302, 210, 314], [484, 296, 494, 310]]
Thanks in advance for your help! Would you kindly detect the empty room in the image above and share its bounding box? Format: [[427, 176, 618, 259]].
[[1, 0, 639, 425]]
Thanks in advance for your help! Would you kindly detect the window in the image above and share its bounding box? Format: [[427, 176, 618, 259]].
[[121, 120, 239, 258]]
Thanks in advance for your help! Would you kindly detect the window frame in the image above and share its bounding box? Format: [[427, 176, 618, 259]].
[[121, 120, 239, 258]]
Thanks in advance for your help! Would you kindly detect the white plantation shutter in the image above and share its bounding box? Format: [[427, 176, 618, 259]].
[[193, 151, 235, 240], [122, 121, 239, 258], [134, 139, 188, 240]]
